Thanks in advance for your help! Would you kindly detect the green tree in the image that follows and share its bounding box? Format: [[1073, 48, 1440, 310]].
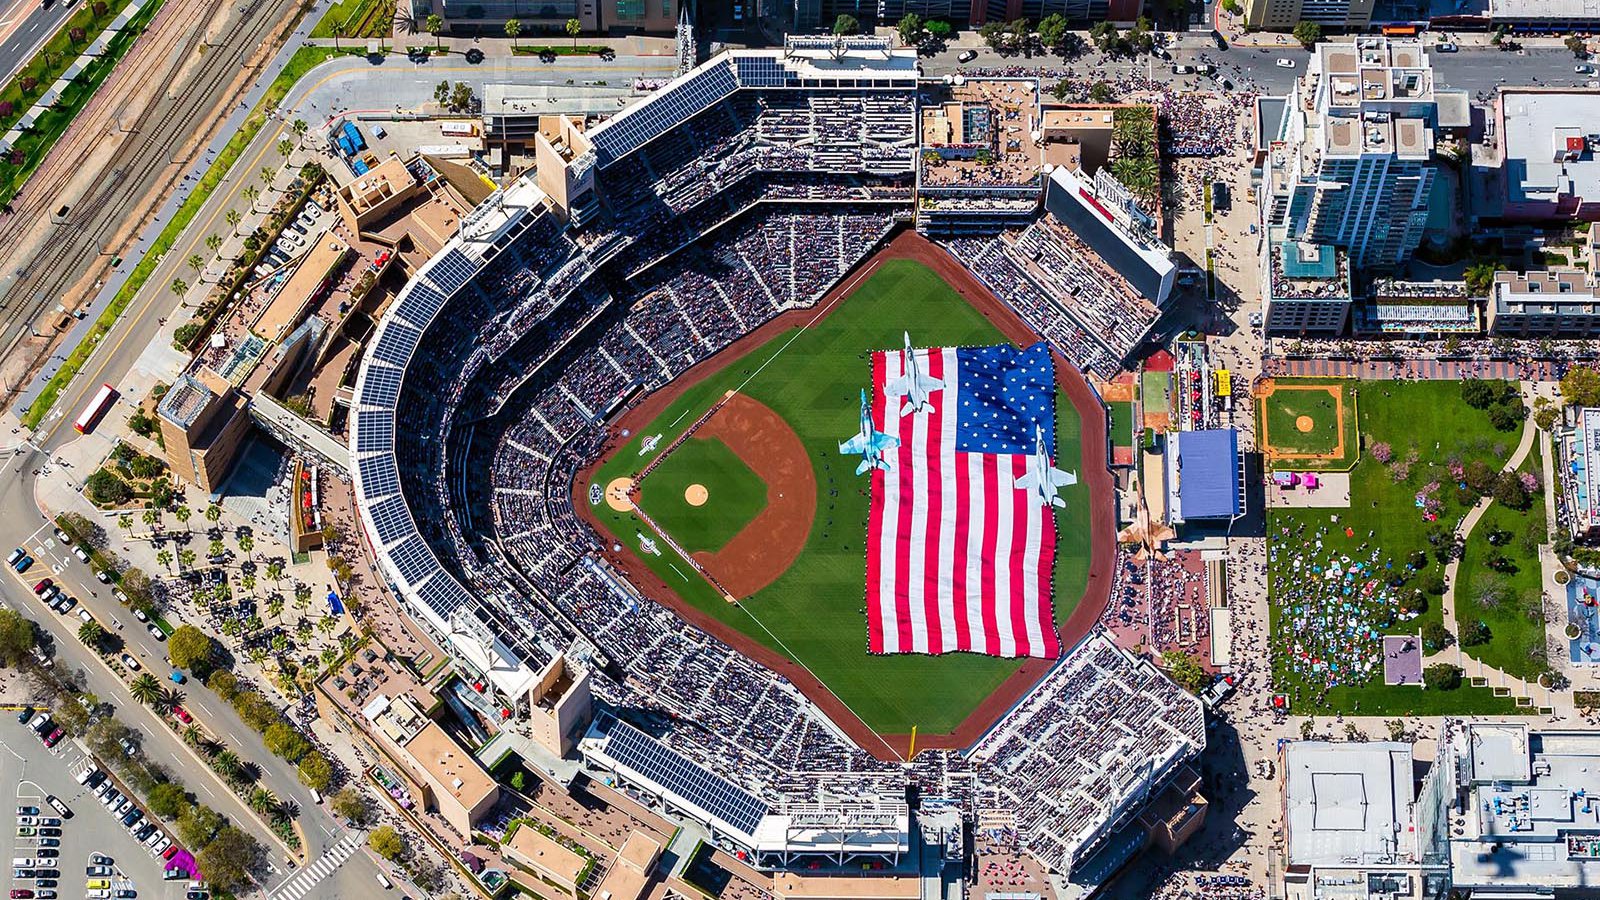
[[1036, 13, 1067, 51], [238, 533, 255, 558], [249, 787, 280, 816], [565, 16, 581, 48], [259, 166, 274, 187], [1089, 81, 1115, 103], [1464, 259, 1499, 296], [265, 721, 311, 762], [178, 549, 196, 570], [1562, 366, 1600, 407], [167, 624, 216, 673], [156, 549, 173, 571], [242, 184, 259, 212], [0, 609, 34, 667], [1420, 619, 1451, 652], [148, 782, 192, 819], [1090, 21, 1119, 54], [896, 12, 923, 46], [204, 502, 222, 524], [1460, 619, 1492, 647], [368, 825, 407, 861], [78, 620, 106, 648], [277, 138, 294, 159], [926, 19, 951, 40], [195, 826, 263, 891], [1160, 649, 1209, 694], [187, 253, 204, 274], [129, 673, 162, 706], [503, 18, 521, 49], [330, 786, 373, 825], [225, 208, 242, 233], [1424, 663, 1463, 691], [52, 698, 90, 737], [177, 804, 224, 848], [205, 232, 223, 254], [833, 13, 859, 34], [87, 469, 131, 505], [1567, 34, 1588, 57], [171, 277, 188, 298], [426, 13, 445, 49], [1292, 20, 1322, 48], [298, 750, 334, 791]]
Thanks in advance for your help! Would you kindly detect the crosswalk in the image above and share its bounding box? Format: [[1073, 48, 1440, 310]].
[[268, 831, 363, 900]]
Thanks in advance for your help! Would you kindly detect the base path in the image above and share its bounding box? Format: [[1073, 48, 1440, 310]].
[[575, 229, 1117, 760], [684, 394, 815, 599]]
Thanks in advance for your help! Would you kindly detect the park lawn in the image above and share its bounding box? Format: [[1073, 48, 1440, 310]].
[[1454, 443, 1550, 680], [587, 258, 1094, 735], [1107, 400, 1135, 449], [637, 436, 768, 554], [1268, 379, 1533, 716], [309, 0, 393, 38]]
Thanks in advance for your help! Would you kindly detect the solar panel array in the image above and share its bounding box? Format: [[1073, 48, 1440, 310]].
[[355, 409, 395, 455], [367, 494, 416, 546], [359, 365, 403, 409], [428, 249, 478, 296], [601, 718, 769, 836], [399, 281, 447, 324], [373, 320, 423, 368], [388, 534, 437, 586], [590, 61, 739, 165], [735, 55, 795, 88], [357, 452, 400, 499]]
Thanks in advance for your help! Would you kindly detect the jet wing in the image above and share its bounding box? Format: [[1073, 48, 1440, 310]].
[[840, 434, 869, 454], [1051, 468, 1078, 488], [1015, 470, 1041, 492], [914, 373, 945, 393]]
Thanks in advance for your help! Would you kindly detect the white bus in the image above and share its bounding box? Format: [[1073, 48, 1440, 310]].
[[74, 383, 117, 434], [439, 121, 479, 138]]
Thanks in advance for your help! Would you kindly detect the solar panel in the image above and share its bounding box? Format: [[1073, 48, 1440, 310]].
[[360, 365, 402, 409], [601, 719, 768, 835], [387, 534, 439, 586], [592, 62, 739, 165], [428, 249, 478, 296], [373, 320, 423, 368], [354, 409, 395, 455], [400, 281, 448, 323], [367, 493, 415, 546], [419, 574, 473, 621], [357, 452, 400, 499]]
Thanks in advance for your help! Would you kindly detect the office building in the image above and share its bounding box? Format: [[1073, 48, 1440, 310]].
[[1260, 38, 1437, 273], [1487, 0, 1600, 31], [1487, 270, 1600, 337], [1496, 89, 1600, 222], [1242, 0, 1374, 30], [1261, 226, 1354, 334]]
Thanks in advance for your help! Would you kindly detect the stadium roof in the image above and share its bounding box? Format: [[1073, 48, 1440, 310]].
[[581, 716, 770, 842], [1166, 429, 1242, 522], [1043, 167, 1175, 304], [1284, 741, 1417, 867]]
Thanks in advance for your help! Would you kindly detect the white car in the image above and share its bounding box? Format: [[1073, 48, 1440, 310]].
[[72, 547, 90, 563], [119, 653, 139, 671], [1578, 63, 1595, 73], [1275, 58, 1296, 68], [1435, 41, 1457, 52]]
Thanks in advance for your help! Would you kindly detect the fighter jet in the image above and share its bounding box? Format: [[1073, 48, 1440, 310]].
[[839, 389, 899, 475], [884, 332, 945, 416], [1014, 425, 1077, 508], [638, 434, 662, 456]]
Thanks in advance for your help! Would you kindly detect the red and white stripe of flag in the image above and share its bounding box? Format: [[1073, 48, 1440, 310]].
[[865, 347, 1059, 659]]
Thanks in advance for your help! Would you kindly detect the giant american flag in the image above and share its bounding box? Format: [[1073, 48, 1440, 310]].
[[865, 342, 1061, 659]]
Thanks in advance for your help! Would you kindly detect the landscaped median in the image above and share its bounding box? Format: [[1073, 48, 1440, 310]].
[[0, 0, 167, 204], [23, 45, 358, 430]]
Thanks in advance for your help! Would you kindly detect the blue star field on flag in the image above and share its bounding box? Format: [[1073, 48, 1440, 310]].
[[953, 343, 1056, 457]]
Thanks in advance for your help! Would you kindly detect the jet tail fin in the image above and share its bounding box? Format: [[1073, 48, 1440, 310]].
[[855, 457, 879, 476]]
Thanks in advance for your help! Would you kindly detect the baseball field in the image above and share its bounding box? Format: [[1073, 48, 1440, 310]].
[[580, 246, 1105, 746]]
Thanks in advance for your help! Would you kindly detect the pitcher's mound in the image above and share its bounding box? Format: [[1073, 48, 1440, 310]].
[[685, 484, 709, 507], [605, 478, 634, 511], [1295, 415, 1315, 433]]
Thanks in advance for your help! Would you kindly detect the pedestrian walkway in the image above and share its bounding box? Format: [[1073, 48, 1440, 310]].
[[268, 830, 363, 900], [1266, 356, 1559, 381]]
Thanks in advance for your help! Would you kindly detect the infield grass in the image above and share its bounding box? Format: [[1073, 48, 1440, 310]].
[[589, 259, 1094, 736], [638, 437, 768, 553], [1258, 377, 1359, 471]]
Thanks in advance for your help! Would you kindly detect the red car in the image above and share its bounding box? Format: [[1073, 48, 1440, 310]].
[[42, 727, 63, 748], [172, 706, 191, 724], [162, 845, 178, 860], [31, 579, 51, 595], [12, 889, 34, 898]]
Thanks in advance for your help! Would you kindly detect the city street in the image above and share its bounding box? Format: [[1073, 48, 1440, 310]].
[[0, 0, 77, 81]]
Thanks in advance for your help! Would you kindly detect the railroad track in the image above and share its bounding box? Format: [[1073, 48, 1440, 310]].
[[0, 0, 307, 408]]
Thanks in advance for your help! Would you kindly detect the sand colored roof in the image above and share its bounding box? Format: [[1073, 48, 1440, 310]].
[[402, 721, 496, 810], [504, 825, 588, 886], [772, 873, 922, 900]]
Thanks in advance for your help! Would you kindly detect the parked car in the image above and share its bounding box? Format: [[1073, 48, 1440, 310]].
[[72, 547, 89, 564], [1275, 58, 1296, 68], [957, 49, 977, 63], [30, 579, 50, 595], [172, 707, 191, 724], [41, 729, 62, 749], [131, 608, 147, 623], [43, 797, 68, 819], [146, 624, 164, 642], [1435, 41, 1457, 52], [94, 569, 112, 584], [10, 555, 30, 573], [119, 654, 139, 671], [168, 671, 186, 684], [7, 548, 24, 567]]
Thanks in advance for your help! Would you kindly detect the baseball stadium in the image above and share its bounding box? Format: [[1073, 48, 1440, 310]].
[[349, 36, 1204, 896]]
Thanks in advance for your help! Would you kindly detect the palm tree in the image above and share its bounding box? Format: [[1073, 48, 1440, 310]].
[[266, 561, 284, 584], [158, 687, 183, 712], [276, 138, 294, 159], [242, 185, 259, 212], [213, 750, 242, 782], [426, 13, 444, 50], [318, 615, 338, 637], [187, 253, 203, 274], [291, 119, 308, 139], [250, 787, 280, 817], [504, 17, 521, 49], [259, 166, 274, 188], [156, 550, 173, 571], [170, 278, 187, 299], [78, 621, 105, 647], [205, 233, 222, 254], [175, 505, 192, 530], [294, 584, 312, 610], [205, 503, 222, 524], [178, 549, 196, 570], [565, 16, 581, 48], [270, 633, 289, 653], [117, 513, 133, 533], [267, 594, 285, 619], [225, 208, 242, 234], [241, 573, 257, 596], [129, 673, 161, 706], [182, 724, 202, 746], [142, 507, 159, 529], [238, 534, 255, 559], [208, 539, 225, 559]]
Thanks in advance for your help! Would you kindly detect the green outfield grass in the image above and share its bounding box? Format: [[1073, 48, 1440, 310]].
[[588, 259, 1095, 735], [637, 437, 768, 554], [1107, 400, 1135, 449]]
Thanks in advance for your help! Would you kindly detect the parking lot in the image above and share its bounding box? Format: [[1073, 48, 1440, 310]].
[[1, 717, 202, 899]]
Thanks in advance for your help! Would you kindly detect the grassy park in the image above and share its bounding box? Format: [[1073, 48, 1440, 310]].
[[1268, 380, 1533, 716], [1454, 446, 1550, 680]]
